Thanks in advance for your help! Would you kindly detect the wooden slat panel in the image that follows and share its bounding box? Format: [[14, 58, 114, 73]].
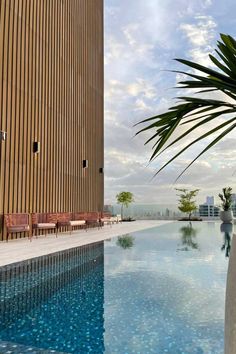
[[0, 0, 104, 240]]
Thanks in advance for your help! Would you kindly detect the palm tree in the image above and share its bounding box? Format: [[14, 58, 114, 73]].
[[136, 34, 236, 180]]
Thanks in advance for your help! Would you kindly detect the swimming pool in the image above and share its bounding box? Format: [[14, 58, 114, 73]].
[[0, 221, 230, 353]]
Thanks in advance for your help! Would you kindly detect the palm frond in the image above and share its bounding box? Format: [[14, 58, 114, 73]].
[[136, 33, 236, 179]]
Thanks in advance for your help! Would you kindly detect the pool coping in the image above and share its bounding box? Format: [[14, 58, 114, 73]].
[[0, 220, 172, 268]]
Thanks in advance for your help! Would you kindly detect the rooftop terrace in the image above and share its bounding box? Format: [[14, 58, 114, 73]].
[[0, 220, 171, 267]]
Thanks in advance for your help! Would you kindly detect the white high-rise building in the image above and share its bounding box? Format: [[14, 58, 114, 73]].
[[206, 196, 214, 205], [231, 194, 236, 203], [199, 196, 219, 218]]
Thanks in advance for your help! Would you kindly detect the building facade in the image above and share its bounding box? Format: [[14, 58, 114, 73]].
[[0, 0, 104, 240], [232, 203, 236, 217], [199, 204, 220, 218], [206, 196, 214, 205], [199, 196, 220, 218]]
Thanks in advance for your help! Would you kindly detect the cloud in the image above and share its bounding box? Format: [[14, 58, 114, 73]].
[[127, 79, 157, 99], [122, 23, 155, 63], [105, 37, 126, 65], [180, 15, 216, 47], [179, 15, 217, 66], [105, 0, 236, 205]]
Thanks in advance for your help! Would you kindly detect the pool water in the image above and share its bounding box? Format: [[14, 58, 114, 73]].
[[0, 222, 230, 353]]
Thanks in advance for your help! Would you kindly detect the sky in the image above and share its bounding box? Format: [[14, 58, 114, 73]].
[[104, 0, 236, 206]]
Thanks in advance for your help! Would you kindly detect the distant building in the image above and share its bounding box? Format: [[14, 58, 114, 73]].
[[199, 196, 220, 218], [165, 208, 170, 217], [232, 204, 236, 217], [199, 204, 220, 217], [206, 196, 214, 205], [232, 194, 236, 203], [200, 193, 236, 217], [104, 205, 114, 214], [231, 195, 236, 216]]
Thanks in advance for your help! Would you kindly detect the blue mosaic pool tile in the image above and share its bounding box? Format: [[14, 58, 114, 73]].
[[0, 222, 228, 353]]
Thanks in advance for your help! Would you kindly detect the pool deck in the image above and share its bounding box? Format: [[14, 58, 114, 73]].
[[0, 220, 172, 267]]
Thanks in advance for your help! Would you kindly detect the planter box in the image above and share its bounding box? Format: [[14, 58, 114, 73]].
[[178, 218, 203, 221], [122, 219, 136, 222]]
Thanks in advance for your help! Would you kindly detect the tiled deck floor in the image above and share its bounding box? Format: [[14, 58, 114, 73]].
[[0, 220, 171, 267]]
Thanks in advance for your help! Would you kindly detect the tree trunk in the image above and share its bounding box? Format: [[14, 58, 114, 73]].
[[121, 204, 124, 220], [189, 212, 191, 220]]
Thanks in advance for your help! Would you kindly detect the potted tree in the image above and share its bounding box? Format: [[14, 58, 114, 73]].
[[116, 191, 134, 221], [219, 187, 233, 223], [176, 188, 201, 221]]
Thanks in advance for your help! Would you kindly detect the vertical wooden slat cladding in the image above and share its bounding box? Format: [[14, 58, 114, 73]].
[[0, 0, 104, 240]]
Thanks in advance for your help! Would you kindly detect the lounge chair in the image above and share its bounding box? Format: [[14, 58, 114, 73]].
[[101, 212, 114, 227], [32, 213, 58, 238], [86, 212, 101, 229], [57, 212, 71, 234], [70, 212, 87, 232], [4, 213, 31, 242], [116, 214, 122, 223]]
